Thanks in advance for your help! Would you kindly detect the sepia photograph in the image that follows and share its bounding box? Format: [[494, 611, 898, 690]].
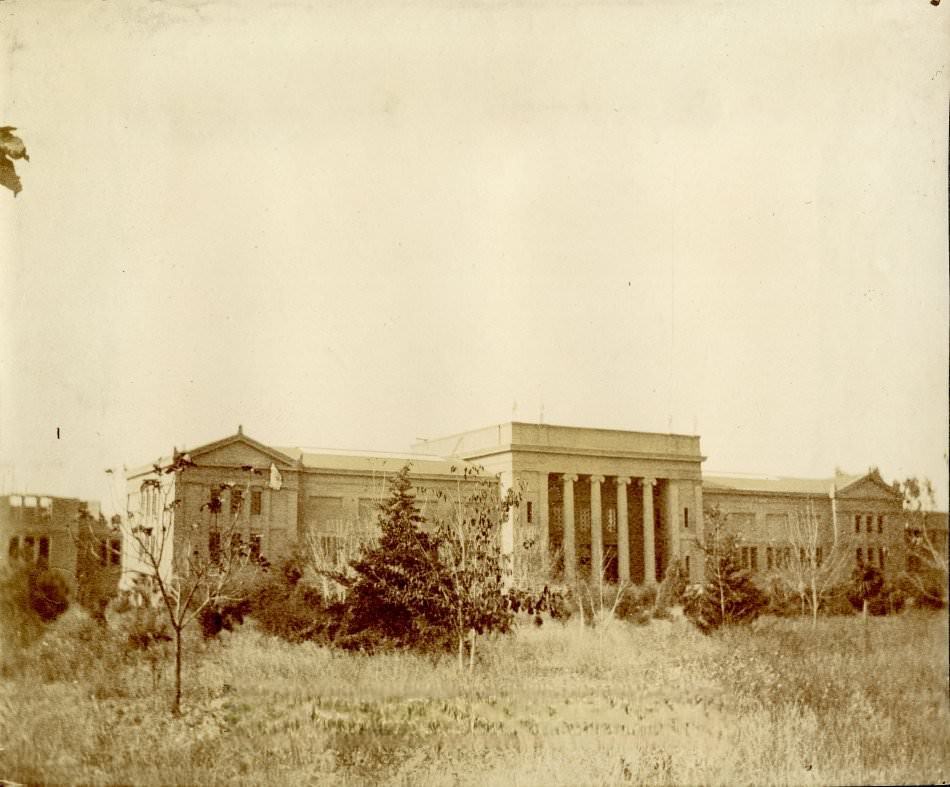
[[1, 1, 948, 784]]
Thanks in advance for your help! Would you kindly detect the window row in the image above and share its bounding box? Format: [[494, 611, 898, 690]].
[[208, 486, 263, 516], [856, 546, 887, 570], [8, 534, 50, 564], [98, 539, 122, 567], [738, 545, 825, 571], [854, 513, 885, 534]]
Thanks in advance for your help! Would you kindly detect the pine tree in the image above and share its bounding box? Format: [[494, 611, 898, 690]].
[[683, 507, 766, 633], [340, 464, 449, 650]]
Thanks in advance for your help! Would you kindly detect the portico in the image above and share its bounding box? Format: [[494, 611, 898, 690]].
[[413, 422, 706, 585]]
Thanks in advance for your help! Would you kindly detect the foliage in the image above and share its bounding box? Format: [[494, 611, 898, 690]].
[[337, 464, 517, 664], [683, 507, 767, 633], [0, 126, 28, 196], [247, 555, 344, 643], [121, 452, 259, 714], [894, 476, 948, 608], [0, 562, 70, 655], [336, 464, 448, 651], [431, 469, 517, 667]]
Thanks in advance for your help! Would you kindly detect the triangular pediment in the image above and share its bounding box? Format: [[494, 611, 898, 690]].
[[836, 470, 900, 502], [188, 433, 297, 470]]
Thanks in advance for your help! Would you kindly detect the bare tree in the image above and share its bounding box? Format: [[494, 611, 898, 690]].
[[897, 477, 948, 607], [773, 502, 851, 626], [121, 453, 257, 715]]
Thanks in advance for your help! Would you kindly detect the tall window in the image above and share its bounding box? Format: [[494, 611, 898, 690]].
[[878, 547, 885, 571], [683, 507, 689, 529], [855, 547, 863, 566], [249, 533, 262, 562], [749, 546, 758, 571], [251, 490, 262, 516], [526, 501, 533, 524], [816, 547, 823, 567], [23, 536, 35, 561], [865, 514, 873, 533], [8, 536, 19, 559], [38, 536, 50, 566], [208, 530, 221, 563], [766, 546, 773, 570], [230, 487, 244, 515], [877, 515, 884, 534], [854, 514, 861, 533]]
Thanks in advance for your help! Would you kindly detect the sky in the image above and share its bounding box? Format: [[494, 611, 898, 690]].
[[0, 0, 947, 513]]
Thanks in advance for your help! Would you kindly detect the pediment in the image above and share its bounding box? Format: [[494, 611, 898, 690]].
[[836, 472, 900, 502], [189, 434, 296, 470]]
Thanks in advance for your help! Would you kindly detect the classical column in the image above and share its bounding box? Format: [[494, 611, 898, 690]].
[[641, 477, 657, 584], [590, 476, 604, 584], [538, 472, 550, 577], [616, 477, 631, 583], [562, 474, 578, 583], [666, 481, 680, 568]]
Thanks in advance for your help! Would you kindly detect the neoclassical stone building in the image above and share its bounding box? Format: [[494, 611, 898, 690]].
[[124, 421, 919, 588]]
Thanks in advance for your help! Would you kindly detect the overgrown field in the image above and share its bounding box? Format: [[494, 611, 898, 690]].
[[2, 610, 948, 786]]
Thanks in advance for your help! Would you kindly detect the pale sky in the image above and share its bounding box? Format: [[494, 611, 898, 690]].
[[1, 0, 947, 513]]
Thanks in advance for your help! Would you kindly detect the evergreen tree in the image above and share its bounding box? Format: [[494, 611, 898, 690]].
[[340, 464, 449, 650], [682, 507, 766, 633]]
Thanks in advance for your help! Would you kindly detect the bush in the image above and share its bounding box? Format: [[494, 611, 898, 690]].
[[0, 563, 70, 656], [248, 556, 344, 644]]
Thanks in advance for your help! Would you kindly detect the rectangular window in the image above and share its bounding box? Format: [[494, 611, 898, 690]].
[[249, 533, 262, 562], [865, 514, 873, 533], [251, 490, 262, 516], [208, 530, 221, 563], [854, 514, 861, 533], [750, 546, 758, 571], [8, 536, 19, 559], [878, 547, 885, 571], [800, 546, 807, 565], [38, 536, 50, 566], [110, 539, 121, 566], [230, 487, 244, 514], [230, 532, 243, 556], [766, 546, 773, 570], [209, 486, 223, 515], [856, 547, 863, 566], [685, 555, 690, 574], [877, 515, 884, 534], [526, 501, 533, 524], [683, 507, 689, 529], [816, 547, 823, 567], [24, 536, 35, 561]]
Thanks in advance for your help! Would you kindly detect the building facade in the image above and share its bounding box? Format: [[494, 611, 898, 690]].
[[1, 493, 121, 602], [124, 421, 927, 589]]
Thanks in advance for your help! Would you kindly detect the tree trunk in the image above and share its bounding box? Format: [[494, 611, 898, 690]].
[[468, 628, 476, 673], [172, 627, 183, 716]]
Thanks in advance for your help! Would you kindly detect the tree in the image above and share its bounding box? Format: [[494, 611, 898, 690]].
[[895, 476, 948, 608], [771, 503, 851, 626], [431, 467, 516, 669], [338, 464, 516, 665], [682, 506, 766, 633], [0, 127, 29, 196], [338, 464, 447, 650], [121, 453, 259, 715]]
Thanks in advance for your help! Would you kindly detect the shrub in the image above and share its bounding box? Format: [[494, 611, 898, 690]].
[[249, 556, 344, 644], [0, 563, 70, 657]]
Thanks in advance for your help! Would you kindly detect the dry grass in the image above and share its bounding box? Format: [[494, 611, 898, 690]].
[[1, 610, 947, 785]]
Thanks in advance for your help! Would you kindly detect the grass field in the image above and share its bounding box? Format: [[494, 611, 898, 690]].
[[1, 610, 948, 786]]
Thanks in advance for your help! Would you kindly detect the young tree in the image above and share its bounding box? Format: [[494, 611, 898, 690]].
[[121, 453, 259, 715], [772, 503, 851, 626], [431, 467, 516, 670], [682, 506, 766, 633], [895, 476, 948, 607]]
